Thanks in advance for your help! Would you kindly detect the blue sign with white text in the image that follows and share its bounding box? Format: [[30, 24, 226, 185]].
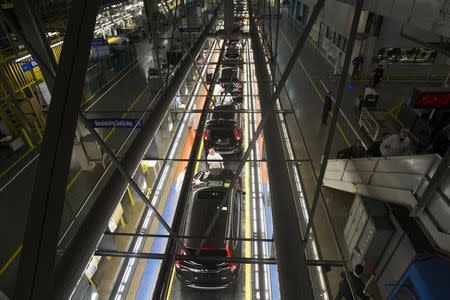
[[88, 118, 143, 128], [21, 60, 38, 72]]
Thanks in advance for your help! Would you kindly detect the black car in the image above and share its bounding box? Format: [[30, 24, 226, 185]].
[[175, 168, 244, 289], [225, 40, 243, 56], [222, 55, 243, 69], [224, 46, 242, 61], [218, 66, 243, 103], [218, 66, 242, 84], [203, 103, 243, 155]]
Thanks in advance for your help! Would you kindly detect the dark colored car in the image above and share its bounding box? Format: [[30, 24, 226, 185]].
[[203, 103, 243, 155], [175, 168, 244, 289], [218, 66, 242, 84], [224, 40, 243, 58], [218, 66, 243, 103], [222, 54, 243, 69]]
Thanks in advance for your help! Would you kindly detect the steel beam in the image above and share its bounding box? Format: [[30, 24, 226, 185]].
[[14, 0, 102, 299], [94, 249, 345, 267], [209, 31, 249, 39], [52, 9, 219, 299], [12, 0, 58, 91], [224, 0, 234, 34], [79, 114, 172, 233], [103, 231, 275, 242], [303, 0, 363, 242], [248, 0, 326, 298]]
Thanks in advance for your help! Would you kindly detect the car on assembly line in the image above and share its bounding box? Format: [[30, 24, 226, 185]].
[[218, 66, 243, 103], [222, 40, 244, 69], [175, 168, 244, 289], [218, 66, 242, 84], [203, 103, 244, 155]]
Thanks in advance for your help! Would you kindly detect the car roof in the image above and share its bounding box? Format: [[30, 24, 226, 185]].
[[185, 187, 230, 249], [207, 104, 241, 123]]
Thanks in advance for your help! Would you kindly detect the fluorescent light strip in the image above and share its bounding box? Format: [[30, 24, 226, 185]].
[[246, 39, 272, 299], [14, 40, 66, 63], [250, 47, 272, 300]]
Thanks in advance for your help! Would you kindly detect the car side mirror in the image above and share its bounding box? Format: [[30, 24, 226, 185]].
[[237, 189, 246, 195]]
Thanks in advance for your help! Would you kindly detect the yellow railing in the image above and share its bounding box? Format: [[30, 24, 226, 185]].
[[0, 101, 20, 136], [0, 39, 63, 98]]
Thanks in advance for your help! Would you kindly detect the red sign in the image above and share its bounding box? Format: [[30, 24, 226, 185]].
[[412, 91, 450, 108]]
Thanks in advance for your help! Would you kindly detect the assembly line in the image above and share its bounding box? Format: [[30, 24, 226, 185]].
[[3, 0, 447, 299], [0, 2, 345, 299]]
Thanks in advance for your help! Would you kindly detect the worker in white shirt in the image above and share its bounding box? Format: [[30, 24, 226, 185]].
[[207, 148, 224, 169], [380, 128, 413, 157], [213, 84, 223, 105]]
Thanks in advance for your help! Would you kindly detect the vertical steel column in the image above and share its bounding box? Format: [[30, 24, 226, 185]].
[[249, 0, 325, 298], [14, 0, 102, 299], [53, 10, 219, 299], [224, 0, 234, 34], [303, 0, 363, 241], [12, 0, 58, 91]]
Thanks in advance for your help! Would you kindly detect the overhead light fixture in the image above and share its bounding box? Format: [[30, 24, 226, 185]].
[[14, 54, 32, 63], [15, 40, 64, 63]]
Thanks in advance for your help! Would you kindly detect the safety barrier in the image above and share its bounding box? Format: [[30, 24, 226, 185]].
[[0, 100, 21, 137], [0, 39, 63, 98]]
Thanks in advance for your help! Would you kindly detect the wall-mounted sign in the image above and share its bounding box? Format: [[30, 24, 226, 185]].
[[88, 118, 143, 128], [411, 88, 450, 109], [21, 60, 38, 72]]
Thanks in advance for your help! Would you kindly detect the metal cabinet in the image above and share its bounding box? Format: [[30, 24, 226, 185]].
[[344, 195, 394, 272]]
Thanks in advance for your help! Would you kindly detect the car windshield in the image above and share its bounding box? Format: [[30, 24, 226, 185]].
[[212, 105, 235, 120], [221, 68, 237, 80]]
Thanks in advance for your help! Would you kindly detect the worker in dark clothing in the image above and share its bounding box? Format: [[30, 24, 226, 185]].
[[322, 91, 333, 124], [366, 140, 382, 157], [372, 64, 384, 88], [335, 264, 369, 300], [428, 124, 450, 157], [352, 56, 363, 80], [337, 141, 366, 159]]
